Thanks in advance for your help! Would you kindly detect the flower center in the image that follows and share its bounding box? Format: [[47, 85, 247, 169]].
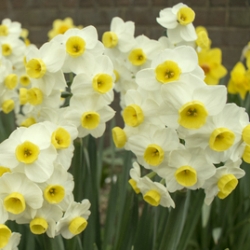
[[144, 144, 164, 166], [81, 112, 100, 129], [128, 179, 140, 194], [178, 101, 208, 129], [209, 128, 235, 152], [123, 104, 144, 127], [200, 64, 210, 74], [92, 73, 113, 94], [4, 192, 26, 214], [2, 44, 12, 56], [68, 217, 88, 235], [175, 165, 197, 187], [0, 166, 11, 177], [177, 7, 195, 25], [44, 185, 65, 204], [20, 117, 36, 127], [58, 24, 69, 34], [217, 174, 238, 199], [20, 75, 31, 86], [1, 100, 14, 114], [102, 31, 118, 48], [0, 224, 11, 249], [26, 58, 47, 79], [112, 127, 127, 148], [30, 217, 48, 235], [51, 127, 71, 149], [27, 88, 43, 106], [0, 25, 8, 36], [155, 60, 181, 84], [128, 48, 147, 66], [66, 36, 86, 57], [15, 141, 40, 164], [143, 190, 161, 206], [4, 74, 18, 90], [242, 124, 250, 145]]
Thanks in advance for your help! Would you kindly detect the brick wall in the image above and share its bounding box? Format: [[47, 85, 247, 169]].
[[0, 0, 250, 71]]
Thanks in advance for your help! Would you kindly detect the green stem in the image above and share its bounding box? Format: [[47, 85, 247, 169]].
[[159, 190, 190, 250]]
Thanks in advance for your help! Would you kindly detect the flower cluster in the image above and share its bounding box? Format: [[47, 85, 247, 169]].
[[110, 3, 248, 208], [0, 17, 116, 249]]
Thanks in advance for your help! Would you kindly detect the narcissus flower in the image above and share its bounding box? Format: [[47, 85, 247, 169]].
[[161, 78, 227, 130], [28, 202, 63, 238], [198, 48, 227, 85], [227, 61, 250, 99], [203, 159, 245, 205], [66, 95, 115, 138], [52, 26, 104, 74], [195, 26, 211, 51], [156, 3, 197, 44], [0, 18, 22, 39], [137, 177, 175, 208], [0, 172, 43, 220], [165, 148, 216, 192], [122, 89, 163, 128], [0, 123, 57, 183], [127, 124, 180, 178], [48, 17, 77, 40], [71, 55, 115, 103], [125, 35, 163, 72], [25, 41, 66, 95], [102, 17, 135, 53], [56, 199, 91, 239], [185, 103, 243, 163], [1, 232, 21, 250], [128, 162, 142, 194], [136, 46, 202, 92], [39, 165, 74, 211]]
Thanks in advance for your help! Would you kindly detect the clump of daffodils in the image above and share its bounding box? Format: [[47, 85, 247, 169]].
[[0, 17, 116, 248], [109, 3, 248, 209]]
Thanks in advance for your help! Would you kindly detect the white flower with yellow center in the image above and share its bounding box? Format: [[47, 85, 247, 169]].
[[0, 123, 57, 183], [52, 26, 104, 74], [165, 148, 216, 192], [66, 95, 115, 138], [71, 55, 115, 104], [112, 125, 138, 150], [136, 46, 202, 92], [137, 177, 175, 208], [125, 35, 163, 72], [0, 172, 43, 221], [102, 17, 135, 61], [203, 159, 245, 205], [20, 87, 62, 115], [160, 77, 227, 130], [0, 89, 19, 114], [0, 19, 21, 39], [122, 89, 164, 128], [217, 107, 250, 163], [56, 199, 91, 239], [0, 35, 26, 64], [156, 3, 197, 44], [1, 232, 21, 250], [42, 120, 78, 170], [27, 202, 63, 238], [39, 165, 74, 211], [127, 124, 180, 178], [25, 41, 66, 95], [128, 162, 142, 194], [185, 103, 243, 164]]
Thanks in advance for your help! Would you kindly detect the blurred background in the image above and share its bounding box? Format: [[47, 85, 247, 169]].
[[0, 0, 249, 71]]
